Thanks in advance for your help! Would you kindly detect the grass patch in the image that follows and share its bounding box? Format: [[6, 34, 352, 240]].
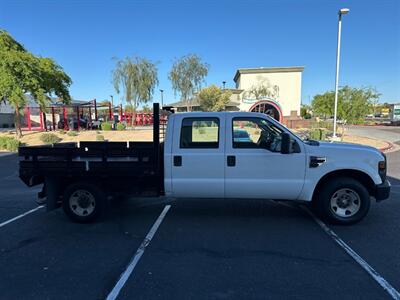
[[96, 134, 105, 141], [40, 133, 61, 144], [67, 131, 78, 137]]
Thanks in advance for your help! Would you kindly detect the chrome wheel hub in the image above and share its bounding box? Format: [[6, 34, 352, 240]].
[[69, 190, 95, 217], [330, 188, 361, 218]]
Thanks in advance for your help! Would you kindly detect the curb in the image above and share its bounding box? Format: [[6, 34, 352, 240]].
[[0, 152, 16, 157], [379, 141, 395, 153]]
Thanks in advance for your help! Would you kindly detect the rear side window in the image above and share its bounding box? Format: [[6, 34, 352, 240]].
[[180, 117, 219, 148]]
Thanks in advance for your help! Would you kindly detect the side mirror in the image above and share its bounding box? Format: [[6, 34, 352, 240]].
[[281, 132, 292, 154]]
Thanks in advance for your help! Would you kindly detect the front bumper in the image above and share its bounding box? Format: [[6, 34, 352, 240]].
[[374, 180, 391, 202]]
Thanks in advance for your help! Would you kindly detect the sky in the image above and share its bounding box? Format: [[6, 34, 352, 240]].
[[0, 0, 399, 106]]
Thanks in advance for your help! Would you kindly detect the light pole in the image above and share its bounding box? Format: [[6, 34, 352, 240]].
[[222, 81, 226, 90], [110, 95, 114, 107], [160, 89, 164, 108], [333, 8, 350, 139]]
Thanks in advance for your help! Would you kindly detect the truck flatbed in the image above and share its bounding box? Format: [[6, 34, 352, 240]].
[[19, 141, 160, 187]]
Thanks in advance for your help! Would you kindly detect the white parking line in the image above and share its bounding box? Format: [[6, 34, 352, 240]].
[[106, 204, 171, 300], [1, 172, 17, 181], [0, 205, 44, 228], [302, 206, 400, 300]]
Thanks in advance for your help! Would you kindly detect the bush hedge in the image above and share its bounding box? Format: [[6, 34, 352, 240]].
[[40, 133, 61, 144], [309, 129, 327, 141], [116, 123, 125, 131], [101, 122, 112, 131], [0, 136, 21, 152]]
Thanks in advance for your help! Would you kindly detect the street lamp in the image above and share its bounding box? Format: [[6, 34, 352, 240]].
[[333, 8, 350, 139], [110, 95, 114, 107], [160, 89, 164, 108], [222, 81, 226, 90]]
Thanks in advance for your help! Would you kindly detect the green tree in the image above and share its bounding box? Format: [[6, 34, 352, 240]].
[[169, 54, 209, 111], [198, 85, 232, 112], [300, 104, 312, 119], [141, 105, 152, 113], [311, 86, 379, 124], [113, 56, 158, 120], [0, 30, 72, 136]]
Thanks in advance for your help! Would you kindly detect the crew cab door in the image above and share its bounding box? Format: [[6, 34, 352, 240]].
[[224, 115, 306, 200], [170, 114, 225, 198]]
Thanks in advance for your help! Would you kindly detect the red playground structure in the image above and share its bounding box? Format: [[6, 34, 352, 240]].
[[21, 99, 166, 131]]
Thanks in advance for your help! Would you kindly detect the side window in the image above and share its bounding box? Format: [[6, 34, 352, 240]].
[[180, 117, 219, 148], [232, 117, 283, 152]]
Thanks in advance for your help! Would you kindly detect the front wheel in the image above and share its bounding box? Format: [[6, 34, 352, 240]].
[[62, 183, 106, 223], [314, 177, 370, 225]]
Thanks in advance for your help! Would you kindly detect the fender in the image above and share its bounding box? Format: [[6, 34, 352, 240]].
[[298, 167, 378, 202]]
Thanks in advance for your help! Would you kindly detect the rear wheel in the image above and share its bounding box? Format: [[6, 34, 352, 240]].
[[314, 177, 370, 225], [62, 183, 106, 223]]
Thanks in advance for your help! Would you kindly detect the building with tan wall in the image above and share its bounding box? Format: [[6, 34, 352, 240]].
[[171, 66, 304, 122], [232, 66, 304, 121]]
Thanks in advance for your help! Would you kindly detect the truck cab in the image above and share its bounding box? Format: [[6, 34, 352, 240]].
[[163, 111, 390, 224]]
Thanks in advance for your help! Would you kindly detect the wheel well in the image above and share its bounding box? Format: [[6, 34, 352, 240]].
[[312, 169, 375, 201]]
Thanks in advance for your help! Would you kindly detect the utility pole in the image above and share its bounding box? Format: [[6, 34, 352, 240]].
[[160, 89, 164, 108], [333, 8, 350, 139]]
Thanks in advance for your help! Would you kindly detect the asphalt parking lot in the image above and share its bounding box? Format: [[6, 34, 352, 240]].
[[0, 148, 399, 300]]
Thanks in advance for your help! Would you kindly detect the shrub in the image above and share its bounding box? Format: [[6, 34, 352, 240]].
[[116, 123, 125, 131], [58, 129, 66, 135], [0, 136, 21, 152], [96, 134, 105, 141], [0, 137, 8, 149], [6, 138, 21, 151], [309, 129, 327, 141], [67, 131, 78, 137], [101, 122, 112, 131], [40, 133, 61, 144]]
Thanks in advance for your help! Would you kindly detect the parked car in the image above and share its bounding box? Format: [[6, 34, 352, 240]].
[[19, 104, 390, 224]]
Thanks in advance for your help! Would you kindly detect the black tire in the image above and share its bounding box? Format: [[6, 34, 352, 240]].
[[62, 182, 106, 223], [314, 177, 370, 225]]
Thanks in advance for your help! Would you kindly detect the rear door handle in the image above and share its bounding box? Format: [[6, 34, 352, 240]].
[[227, 155, 236, 167], [174, 155, 182, 167]]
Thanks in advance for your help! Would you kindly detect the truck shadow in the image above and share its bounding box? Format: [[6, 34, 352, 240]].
[[109, 176, 399, 224], [110, 196, 309, 224]]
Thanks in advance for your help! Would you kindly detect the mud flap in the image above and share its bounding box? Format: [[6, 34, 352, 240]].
[[45, 177, 60, 211]]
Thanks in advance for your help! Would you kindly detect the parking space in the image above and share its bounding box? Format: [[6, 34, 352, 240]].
[[0, 151, 399, 299], [118, 199, 388, 300], [0, 198, 168, 299]]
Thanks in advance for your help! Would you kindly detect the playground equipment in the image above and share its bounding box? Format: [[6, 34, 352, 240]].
[[21, 99, 112, 131], [21, 99, 166, 131]]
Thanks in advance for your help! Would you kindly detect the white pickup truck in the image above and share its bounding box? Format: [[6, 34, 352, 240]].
[[19, 104, 390, 225]]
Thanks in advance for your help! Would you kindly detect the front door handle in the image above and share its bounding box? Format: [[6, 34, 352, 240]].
[[174, 155, 182, 167], [227, 155, 236, 167]]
